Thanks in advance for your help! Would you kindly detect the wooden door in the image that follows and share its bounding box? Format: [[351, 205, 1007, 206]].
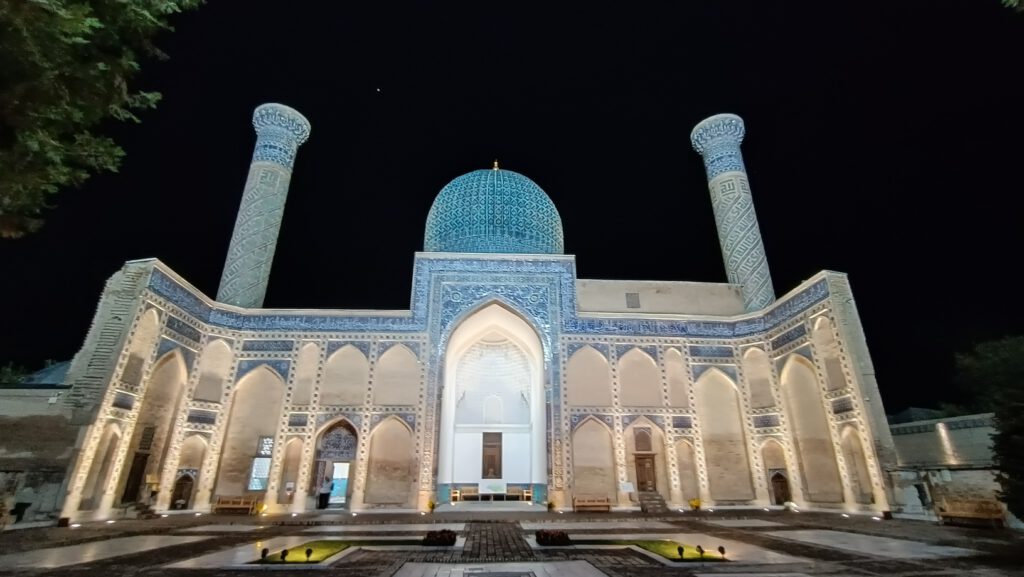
[[770, 471, 791, 504], [635, 455, 656, 491]]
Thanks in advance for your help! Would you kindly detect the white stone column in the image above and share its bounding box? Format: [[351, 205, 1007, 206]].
[[217, 104, 310, 309], [690, 114, 775, 312]]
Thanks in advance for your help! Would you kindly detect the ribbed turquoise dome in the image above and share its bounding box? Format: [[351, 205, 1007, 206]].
[[424, 168, 564, 254]]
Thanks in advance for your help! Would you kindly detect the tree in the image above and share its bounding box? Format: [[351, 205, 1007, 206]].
[[1003, 0, 1023, 12], [0, 362, 28, 385], [0, 0, 201, 239], [954, 336, 1024, 519]]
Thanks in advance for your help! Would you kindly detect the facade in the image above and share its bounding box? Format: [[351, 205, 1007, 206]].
[[48, 105, 897, 520]]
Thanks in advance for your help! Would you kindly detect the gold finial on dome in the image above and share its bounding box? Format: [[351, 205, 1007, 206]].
[[493, 159, 500, 171]]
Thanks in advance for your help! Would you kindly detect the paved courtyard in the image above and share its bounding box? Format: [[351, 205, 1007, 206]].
[[0, 509, 1022, 576]]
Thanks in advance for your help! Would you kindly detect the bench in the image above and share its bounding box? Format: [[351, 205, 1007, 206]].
[[936, 498, 1005, 528], [212, 495, 260, 515], [507, 486, 534, 501], [572, 495, 612, 512]]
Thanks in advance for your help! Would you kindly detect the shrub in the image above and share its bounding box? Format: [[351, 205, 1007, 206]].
[[535, 529, 571, 546], [422, 529, 457, 546]]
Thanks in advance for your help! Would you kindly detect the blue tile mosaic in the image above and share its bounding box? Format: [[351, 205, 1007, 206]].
[[615, 344, 658, 360], [112, 391, 134, 410], [166, 317, 201, 342], [688, 345, 734, 358], [241, 339, 294, 352], [187, 409, 218, 425], [156, 337, 195, 368], [326, 341, 371, 358], [753, 414, 780, 428], [424, 168, 564, 255], [832, 397, 854, 414], [771, 324, 807, 350], [236, 359, 291, 381], [288, 413, 308, 427], [672, 416, 693, 429]]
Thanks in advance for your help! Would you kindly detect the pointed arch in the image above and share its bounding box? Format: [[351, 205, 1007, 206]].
[[624, 416, 670, 501], [323, 345, 367, 406], [812, 317, 848, 391], [215, 365, 286, 496], [781, 354, 843, 503], [291, 343, 319, 405], [674, 439, 699, 501], [619, 348, 661, 407], [694, 367, 754, 501], [79, 422, 122, 511], [439, 301, 546, 490], [117, 349, 188, 504], [193, 339, 233, 402], [742, 347, 774, 409], [121, 308, 161, 387], [566, 345, 612, 406], [373, 344, 418, 406], [840, 426, 873, 504], [364, 416, 416, 506], [760, 438, 787, 471], [665, 348, 688, 408], [571, 417, 616, 501], [278, 437, 303, 504]]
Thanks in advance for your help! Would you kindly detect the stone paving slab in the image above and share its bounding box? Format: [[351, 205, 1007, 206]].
[[519, 521, 676, 531], [704, 518, 786, 527], [304, 523, 466, 533], [177, 524, 268, 532], [766, 529, 979, 559], [0, 535, 211, 569], [392, 560, 607, 576]]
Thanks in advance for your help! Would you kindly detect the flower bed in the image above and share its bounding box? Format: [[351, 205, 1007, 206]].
[[422, 529, 457, 546], [535, 529, 571, 546], [570, 539, 726, 562]]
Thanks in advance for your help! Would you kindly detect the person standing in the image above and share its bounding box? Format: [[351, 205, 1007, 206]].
[[317, 476, 334, 510]]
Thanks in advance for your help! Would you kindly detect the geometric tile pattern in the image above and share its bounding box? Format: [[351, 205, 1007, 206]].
[[691, 114, 775, 312], [216, 103, 310, 309], [424, 168, 564, 255]]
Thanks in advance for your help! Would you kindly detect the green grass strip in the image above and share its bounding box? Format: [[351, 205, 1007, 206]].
[[571, 539, 726, 561], [253, 539, 427, 564]]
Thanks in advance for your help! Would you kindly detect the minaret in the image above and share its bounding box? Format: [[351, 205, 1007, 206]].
[[217, 103, 311, 308], [690, 113, 775, 311]]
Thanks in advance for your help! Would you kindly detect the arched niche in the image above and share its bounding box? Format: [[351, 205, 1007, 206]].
[[674, 439, 699, 501], [840, 426, 874, 504], [372, 345, 418, 406], [121, 308, 161, 387], [277, 437, 303, 504], [780, 355, 843, 503], [193, 339, 232, 402], [694, 368, 754, 502], [364, 418, 416, 506], [175, 435, 207, 508], [566, 346, 611, 406], [291, 343, 319, 406], [742, 347, 774, 409], [118, 349, 187, 504], [438, 302, 546, 492], [215, 365, 285, 496], [624, 417, 670, 501], [619, 348, 662, 407], [313, 419, 359, 507], [812, 317, 848, 391], [665, 348, 688, 408], [79, 422, 121, 511], [323, 345, 368, 406], [571, 418, 616, 502], [761, 438, 791, 505]]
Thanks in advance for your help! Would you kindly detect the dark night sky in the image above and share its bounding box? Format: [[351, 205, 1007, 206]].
[[2, 2, 1022, 414]]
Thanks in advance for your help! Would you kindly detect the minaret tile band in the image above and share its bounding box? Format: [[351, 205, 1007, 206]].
[[691, 113, 775, 311], [216, 103, 310, 309]]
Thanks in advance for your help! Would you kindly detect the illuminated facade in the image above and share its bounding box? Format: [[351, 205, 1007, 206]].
[[55, 105, 897, 519]]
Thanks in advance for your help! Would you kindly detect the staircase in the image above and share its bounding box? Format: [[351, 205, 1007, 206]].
[[638, 491, 669, 514]]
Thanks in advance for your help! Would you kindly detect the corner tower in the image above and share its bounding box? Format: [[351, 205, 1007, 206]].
[[690, 113, 775, 311], [217, 103, 311, 309]]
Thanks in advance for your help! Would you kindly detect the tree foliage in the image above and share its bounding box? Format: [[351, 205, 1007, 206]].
[[0, 0, 201, 238], [954, 336, 1024, 519], [1004, 0, 1023, 12]]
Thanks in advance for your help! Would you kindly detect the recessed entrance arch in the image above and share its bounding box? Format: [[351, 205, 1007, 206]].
[[313, 419, 358, 508], [437, 302, 546, 503]]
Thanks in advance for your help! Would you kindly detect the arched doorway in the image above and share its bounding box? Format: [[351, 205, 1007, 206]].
[[314, 420, 358, 509], [171, 474, 195, 509], [770, 472, 792, 504], [438, 302, 546, 503]]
